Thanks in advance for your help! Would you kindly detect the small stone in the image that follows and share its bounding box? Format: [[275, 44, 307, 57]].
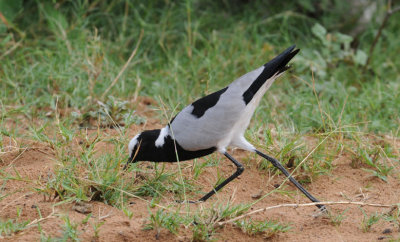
[[251, 191, 263, 199], [73, 201, 92, 214]]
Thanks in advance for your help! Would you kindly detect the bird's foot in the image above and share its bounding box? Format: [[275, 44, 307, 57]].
[[312, 205, 328, 218]]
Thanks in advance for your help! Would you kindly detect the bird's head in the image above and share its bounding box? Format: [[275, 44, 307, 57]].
[[127, 129, 161, 164]]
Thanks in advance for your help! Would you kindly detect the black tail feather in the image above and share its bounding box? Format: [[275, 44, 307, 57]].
[[242, 45, 300, 104], [263, 44, 300, 75]]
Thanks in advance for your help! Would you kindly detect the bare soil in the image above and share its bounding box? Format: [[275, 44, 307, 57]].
[[1, 98, 399, 241]]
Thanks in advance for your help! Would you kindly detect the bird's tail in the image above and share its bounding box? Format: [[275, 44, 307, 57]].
[[267, 45, 300, 74], [243, 45, 299, 104]]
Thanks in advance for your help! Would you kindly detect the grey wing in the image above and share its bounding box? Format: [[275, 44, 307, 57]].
[[169, 46, 299, 152], [170, 66, 265, 151]]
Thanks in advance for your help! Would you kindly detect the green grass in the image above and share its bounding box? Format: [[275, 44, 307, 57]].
[[1, 0, 400, 240], [327, 208, 349, 227], [360, 209, 382, 233], [234, 219, 291, 238], [0, 215, 29, 238], [144, 208, 185, 239], [1, 1, 399, 133], [0, 208, 29, 237], [0, 218, 29, 237]]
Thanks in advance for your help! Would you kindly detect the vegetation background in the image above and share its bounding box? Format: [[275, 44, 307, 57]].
[[0, 0, 399, 241]]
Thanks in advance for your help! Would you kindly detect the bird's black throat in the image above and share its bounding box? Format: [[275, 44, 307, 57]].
[[129, 129, 216, 163]]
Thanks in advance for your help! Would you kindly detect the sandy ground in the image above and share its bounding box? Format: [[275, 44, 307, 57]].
[[1, 98, 399, 241]]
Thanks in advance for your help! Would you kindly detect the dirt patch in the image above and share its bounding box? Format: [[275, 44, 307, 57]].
[[1, 99, 399, 241]]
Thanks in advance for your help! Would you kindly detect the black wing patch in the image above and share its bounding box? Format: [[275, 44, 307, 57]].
[[242, 45, 300, 105], [191, 87, 228, 118]]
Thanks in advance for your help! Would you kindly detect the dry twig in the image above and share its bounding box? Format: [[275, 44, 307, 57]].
[[26, 207, 57, 227], [218, 201, 399, 226]]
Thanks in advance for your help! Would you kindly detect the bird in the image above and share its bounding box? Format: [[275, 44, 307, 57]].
[[125, 45, 325, 210]]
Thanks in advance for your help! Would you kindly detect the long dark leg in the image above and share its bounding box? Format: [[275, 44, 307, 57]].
[[256, 149, 326, 211], [198, 152, 244, 202]]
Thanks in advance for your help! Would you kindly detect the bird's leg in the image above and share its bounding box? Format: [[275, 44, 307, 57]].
[[197, 152, 244, 202], [255, 149, 326, 211]]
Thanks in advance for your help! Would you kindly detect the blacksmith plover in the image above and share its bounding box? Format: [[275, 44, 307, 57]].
[[126, 45, 325, 210]]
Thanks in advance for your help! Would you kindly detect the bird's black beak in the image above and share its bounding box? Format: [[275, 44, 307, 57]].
[[123, 156, 133, 170]]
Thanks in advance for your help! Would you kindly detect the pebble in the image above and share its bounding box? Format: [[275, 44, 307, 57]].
[[382, 228, 392, 234], [73, 201, 92, 214]]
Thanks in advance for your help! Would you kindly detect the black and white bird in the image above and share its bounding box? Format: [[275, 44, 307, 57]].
[[126, 45, 325, 210]]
